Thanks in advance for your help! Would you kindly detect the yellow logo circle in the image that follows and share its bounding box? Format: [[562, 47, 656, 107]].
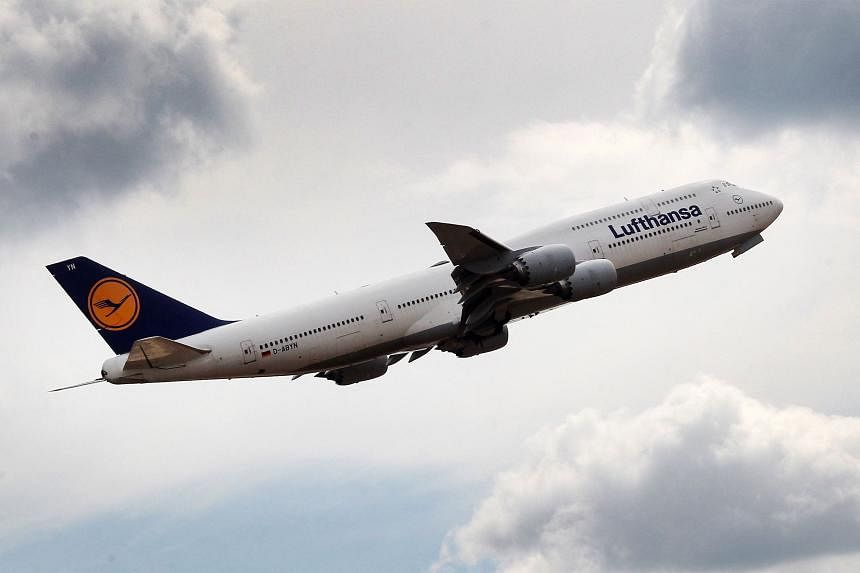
[[88, 277, 140, 331]]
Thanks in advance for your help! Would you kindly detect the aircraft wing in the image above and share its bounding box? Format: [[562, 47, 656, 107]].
[[426, 222, 546, 336], [124, 336, 211, 370], [425, 222, 516, 273]]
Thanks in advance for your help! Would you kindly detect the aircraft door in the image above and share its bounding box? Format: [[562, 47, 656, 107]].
[[240, 339, 256, 364], [706, 207, 721, 229], [587, 240, 605, 260], [641, 198, 659, 215], [376, 300, 394, 323]]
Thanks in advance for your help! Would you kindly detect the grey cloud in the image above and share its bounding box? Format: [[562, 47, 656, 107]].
[[439, 381, 860, 572], [643, 1, 860, 133], [0, 0, 254, 230]]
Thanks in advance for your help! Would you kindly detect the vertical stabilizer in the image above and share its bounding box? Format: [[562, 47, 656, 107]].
[[47, 256, 232, 354]]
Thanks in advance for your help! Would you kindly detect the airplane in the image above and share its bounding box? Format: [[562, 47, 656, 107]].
[[47, 179, 783, 391]]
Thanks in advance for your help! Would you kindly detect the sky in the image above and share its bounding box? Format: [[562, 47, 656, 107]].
[[1, 1, 859, 571]]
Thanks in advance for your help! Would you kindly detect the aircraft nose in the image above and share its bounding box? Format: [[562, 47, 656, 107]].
[[761, 193, 783, 228]]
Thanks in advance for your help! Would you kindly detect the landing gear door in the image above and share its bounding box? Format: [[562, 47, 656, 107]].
[[240, 339, 256, 364], [376, 300, 394, 323], [641, 197, 659, 215]]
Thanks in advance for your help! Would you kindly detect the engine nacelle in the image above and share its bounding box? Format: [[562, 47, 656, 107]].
[[326, 357, 388, 386], [548, 258, 617, 301], [507, 244, 577, 287], [452, 326, 509, 358]]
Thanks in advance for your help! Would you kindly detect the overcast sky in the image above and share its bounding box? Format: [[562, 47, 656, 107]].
[[2, 1, 859, 571]]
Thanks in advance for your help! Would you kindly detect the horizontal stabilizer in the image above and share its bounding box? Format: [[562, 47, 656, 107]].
[[125, 337, 210, 370], [426, 222, 513, 272]]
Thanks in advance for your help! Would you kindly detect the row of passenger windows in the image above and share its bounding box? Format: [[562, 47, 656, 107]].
[[573, 208, 643, 230], [607, 221, 694, 249], [656, 193, 696, 206], [260, 314, 366, 349], [571, 193, 698, 231], [727, 200, 773, 216], [398, 289, 456, 310]]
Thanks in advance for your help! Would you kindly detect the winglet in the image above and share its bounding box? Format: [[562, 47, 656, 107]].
[[426, 222, 514, 272]]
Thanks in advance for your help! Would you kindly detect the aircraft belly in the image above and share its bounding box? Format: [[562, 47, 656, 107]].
[[615, 230, 758, 287], [504, 230, 759, 321], [300, 322, 457, 373]]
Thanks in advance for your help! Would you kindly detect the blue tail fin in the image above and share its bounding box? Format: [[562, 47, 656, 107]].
[[47, 256, 233, 355]]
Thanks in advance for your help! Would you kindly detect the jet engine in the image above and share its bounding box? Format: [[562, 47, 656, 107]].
[[547, 259, 617, 301], [506, 245, 577, 287], [322, 356, 388, 386], [445, 325, 509, 358]]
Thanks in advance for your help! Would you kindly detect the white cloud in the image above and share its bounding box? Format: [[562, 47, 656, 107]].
[[439, 380, 860, 572], [415, 117, 860, 231]]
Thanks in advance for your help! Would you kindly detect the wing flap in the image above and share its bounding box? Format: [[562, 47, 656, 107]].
[[125, 336, 210, 370]]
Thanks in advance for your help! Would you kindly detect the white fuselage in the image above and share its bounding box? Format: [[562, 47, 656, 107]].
[[102, 180, 782, 384]]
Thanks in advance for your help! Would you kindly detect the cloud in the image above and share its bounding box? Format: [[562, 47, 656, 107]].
[[638, 1, 860, 133], [438, 381, 860, 572], [0, 0, 256, 232], [416, 118, 860, 228]]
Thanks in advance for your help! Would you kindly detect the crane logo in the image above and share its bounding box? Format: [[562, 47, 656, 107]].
[[88, 277, 140, 331]]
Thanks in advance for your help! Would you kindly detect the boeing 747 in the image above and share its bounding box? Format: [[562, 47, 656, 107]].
[[48, 180, 782, 390]]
